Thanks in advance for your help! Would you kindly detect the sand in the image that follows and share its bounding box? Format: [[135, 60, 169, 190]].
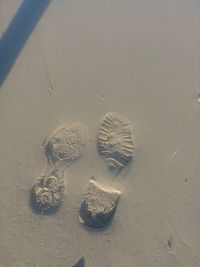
[[0, 0, 200, 266]]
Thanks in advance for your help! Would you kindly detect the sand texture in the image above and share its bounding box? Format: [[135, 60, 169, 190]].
[[0, 0, 200, 266]]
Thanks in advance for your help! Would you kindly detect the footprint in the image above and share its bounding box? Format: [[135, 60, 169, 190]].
[[79, 112, 134, 228], [45, 123, 87, 167], [79, 179, 121, 228], [31, 123, 88, 214], [31, 168, 64, 214], [98, 112, 135, 174]]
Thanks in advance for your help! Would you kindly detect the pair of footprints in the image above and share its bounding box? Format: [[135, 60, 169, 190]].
[[31, 112, 135, 228]]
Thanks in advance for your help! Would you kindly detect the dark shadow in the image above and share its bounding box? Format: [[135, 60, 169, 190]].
[[0, 0, 52, 87], [79, 217, 114, 234], [72, 257, 85, 267], [79, 204, 116, 232]]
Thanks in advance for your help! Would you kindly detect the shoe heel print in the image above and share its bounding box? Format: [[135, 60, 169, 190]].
[[79, 178, 121, 228], [31, 167, 65, 214]]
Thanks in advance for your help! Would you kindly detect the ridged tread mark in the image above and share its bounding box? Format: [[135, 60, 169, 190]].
[[98, 112, 134, 170]]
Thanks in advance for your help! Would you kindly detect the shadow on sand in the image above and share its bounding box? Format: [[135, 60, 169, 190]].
[[0, 0, 52, 87], [72, 257, 85, 267]]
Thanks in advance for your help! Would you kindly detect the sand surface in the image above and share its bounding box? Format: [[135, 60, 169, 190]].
[[0, 0, 200, 266]]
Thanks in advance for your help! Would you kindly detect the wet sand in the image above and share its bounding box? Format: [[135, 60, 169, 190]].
[[0, 0, 200, 266]]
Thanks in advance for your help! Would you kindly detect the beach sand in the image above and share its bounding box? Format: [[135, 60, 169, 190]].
[[0, 0, 199, 266]]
